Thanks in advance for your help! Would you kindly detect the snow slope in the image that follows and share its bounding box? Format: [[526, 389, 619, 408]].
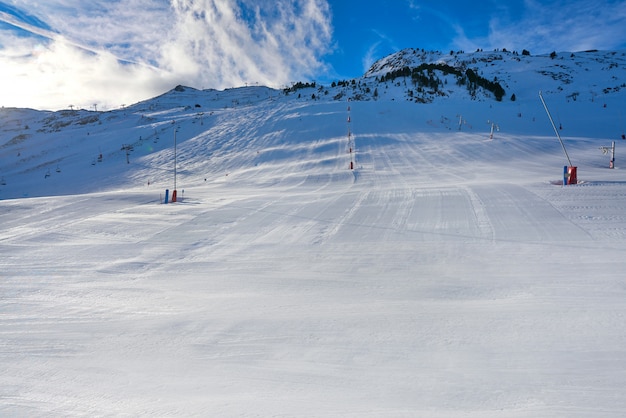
[[1, 50, 626, 416]]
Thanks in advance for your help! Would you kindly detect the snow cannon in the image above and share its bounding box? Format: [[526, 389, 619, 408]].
[[564, 166, 577, 185], [540, 91, 578, 186]]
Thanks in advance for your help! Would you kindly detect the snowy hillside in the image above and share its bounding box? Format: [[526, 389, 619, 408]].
[[2, 50, 626, 416], [2, 49, 625, 200]]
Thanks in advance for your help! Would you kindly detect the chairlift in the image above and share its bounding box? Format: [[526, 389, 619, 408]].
[[56, 166, 61, 173], [44, 169, 51, 178], [1, 177, 6, 186]]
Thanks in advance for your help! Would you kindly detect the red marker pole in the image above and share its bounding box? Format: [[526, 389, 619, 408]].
[[347, 99, 354, 170]]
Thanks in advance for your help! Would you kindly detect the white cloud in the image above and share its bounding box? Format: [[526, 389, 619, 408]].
[[0, 0, 333, 110], [0, 33, 173, 110], [452, 0, 626, 54]]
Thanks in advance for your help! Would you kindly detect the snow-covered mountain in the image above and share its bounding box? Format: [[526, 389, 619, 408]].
[[365, 48, 626, 102], [2, 50, 626, 416]]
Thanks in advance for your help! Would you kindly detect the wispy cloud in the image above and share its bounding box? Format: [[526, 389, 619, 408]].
[[166, 0, 332, 89], [362, 40, 382, 73], [0, 0, 333, 110], [452, 0, 626, 54], [361, 29, 399, 73], [406, 0, 420, 12]]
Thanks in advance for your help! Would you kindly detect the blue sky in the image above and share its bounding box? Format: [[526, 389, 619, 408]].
[[1, 0, 626, 110]]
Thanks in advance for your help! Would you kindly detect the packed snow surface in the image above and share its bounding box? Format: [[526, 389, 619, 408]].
[[2, 50, 626, 416]]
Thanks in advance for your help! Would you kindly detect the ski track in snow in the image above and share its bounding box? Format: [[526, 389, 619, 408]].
[[2, 84, 626, 416]]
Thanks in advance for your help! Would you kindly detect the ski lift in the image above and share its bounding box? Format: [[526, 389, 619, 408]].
[[91, 159, 96, 166], [1, 177, 6, 186], [56, 165, 61, 173], [44, 169, 51, 178], [97, 153, 103, 162]]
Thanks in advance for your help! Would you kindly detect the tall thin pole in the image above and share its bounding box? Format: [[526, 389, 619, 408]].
[[611, 140, 615, 169], [174, 128, 177, 191], [539, 91, 572, 166], [347, 99, 354, 170]]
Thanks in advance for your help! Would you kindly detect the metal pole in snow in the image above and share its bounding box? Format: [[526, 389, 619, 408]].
[[174, 128, 177, 191], [611, 141, 615, 169], [488, 121, 499, 139], [539, 91, 573, 167]]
